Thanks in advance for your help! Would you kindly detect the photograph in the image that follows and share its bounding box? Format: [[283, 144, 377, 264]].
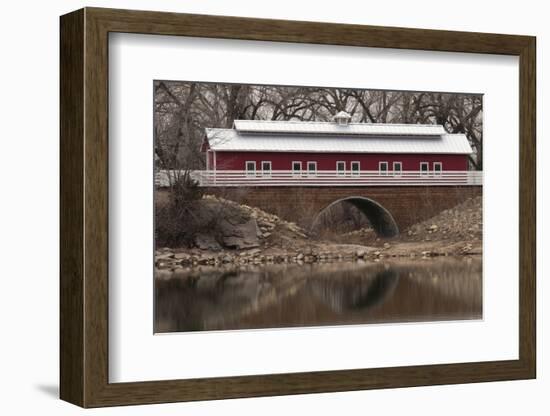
[[50, 4, 539, 409], [153, 81, 484, 333]]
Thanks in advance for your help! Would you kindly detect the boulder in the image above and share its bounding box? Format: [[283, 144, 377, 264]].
[[173, 252, 191, 260], [194, 233, 222, 251], [243, 248, 262, 256], [156, 252, 175, 260], [219, 218, 260, 249]]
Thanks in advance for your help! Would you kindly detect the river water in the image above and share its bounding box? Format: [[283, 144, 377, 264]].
[[154, 257, 482, 333]]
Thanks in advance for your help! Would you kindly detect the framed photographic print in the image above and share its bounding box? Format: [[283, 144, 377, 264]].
[[60, 7, 536, 407]]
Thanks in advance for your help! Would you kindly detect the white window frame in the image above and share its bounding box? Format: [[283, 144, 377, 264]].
[[420, 162, 429, 176], [292, 161, 302, 176], [379, 161, 388, 176], [261, 161, 272, 176], [245, 161, 256, 176], [433, 162, 443, 176], [351, 161, 361, 176], [307, 161, 317, 176], [393, 161, 403, 176], [336, 161, 346, 176]]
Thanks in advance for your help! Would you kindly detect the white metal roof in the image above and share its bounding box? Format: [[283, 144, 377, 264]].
[[205, 127, 473, 154], [233, 119, 447, 136]]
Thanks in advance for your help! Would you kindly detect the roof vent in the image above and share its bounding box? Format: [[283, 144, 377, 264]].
[[333, 111, 352, 126]]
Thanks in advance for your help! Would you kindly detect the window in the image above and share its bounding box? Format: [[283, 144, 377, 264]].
[[351, 161, 360, 176], [420, 162, 429, 176], [307, 161, 317, 175], [292, 161, 302, 176], [336, 161, 346, 175], [393, 161, 402, 176], [379, 161, 388, 175], [245, 161, 256, 176], [261, 161, 272, 176], [433, 162, 442, 176]]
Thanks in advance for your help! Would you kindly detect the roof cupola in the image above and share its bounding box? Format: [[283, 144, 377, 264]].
[[333, 111, 352, 126]]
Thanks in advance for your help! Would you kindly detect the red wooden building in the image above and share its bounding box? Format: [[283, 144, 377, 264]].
[[197, 112, 477, 186]]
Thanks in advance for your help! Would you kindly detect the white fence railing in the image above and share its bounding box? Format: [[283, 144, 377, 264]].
[[156, 170, 483, 187]]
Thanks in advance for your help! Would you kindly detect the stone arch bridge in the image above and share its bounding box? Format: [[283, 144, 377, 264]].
[[203, 185, 482, 237]]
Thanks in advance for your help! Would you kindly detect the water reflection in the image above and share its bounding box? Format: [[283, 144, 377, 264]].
[[154, 258, 482, 333], [309, 269, 400, 313]]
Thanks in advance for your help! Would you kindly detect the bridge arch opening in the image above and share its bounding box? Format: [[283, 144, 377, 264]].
[[311, 196, 399, 238]]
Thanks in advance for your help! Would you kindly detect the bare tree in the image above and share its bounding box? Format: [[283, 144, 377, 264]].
[[154, 82, 483, 172]]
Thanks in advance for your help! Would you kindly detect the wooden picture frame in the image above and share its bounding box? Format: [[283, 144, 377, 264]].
[[60, 7, 536, 408]]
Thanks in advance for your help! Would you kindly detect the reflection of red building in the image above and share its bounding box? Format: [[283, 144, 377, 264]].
[[202, 112, 472, 177]]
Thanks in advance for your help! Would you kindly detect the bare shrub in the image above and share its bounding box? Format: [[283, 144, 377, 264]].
[[155, 175, 205, 247]]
